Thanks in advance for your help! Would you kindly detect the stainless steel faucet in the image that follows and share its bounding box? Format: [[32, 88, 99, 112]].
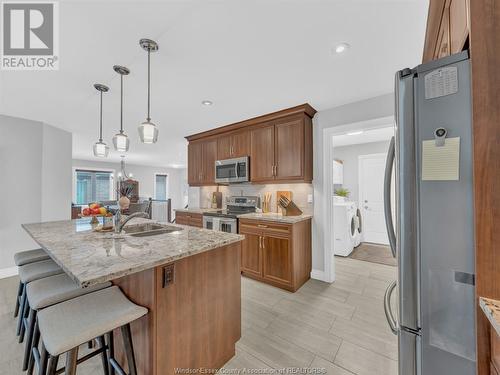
[[114, 211, 149, 233]]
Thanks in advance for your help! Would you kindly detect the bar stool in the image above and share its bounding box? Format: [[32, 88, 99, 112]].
[[23, 274, 112, 373], [13, 249, 50, 317], [35, 286, 147, 375], [17, 260, 63, 340]]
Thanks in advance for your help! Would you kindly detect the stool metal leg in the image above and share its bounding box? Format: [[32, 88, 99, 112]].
[[27, 319, 40, 375], [16, 283, 26, 336], [97, 336, 110, 375], [23, 308, 37, 370], [46, 355, 59, 375], [65, 348, 78, 375], [39, 343, 49, 375], [106, 331, 115, 375], [121, 324, 137, 375], [18, 295, 30, 343], [14, 281, 23, 317]]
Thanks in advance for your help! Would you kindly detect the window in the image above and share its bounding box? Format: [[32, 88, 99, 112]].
[[75, 169, 113, 204], [155, 174, 168, 200]]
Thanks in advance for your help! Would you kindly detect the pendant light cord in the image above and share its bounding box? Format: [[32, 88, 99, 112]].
[[147, 49, 151, 122], [120, 74, 124, 133], [99, 91, 103, 142]]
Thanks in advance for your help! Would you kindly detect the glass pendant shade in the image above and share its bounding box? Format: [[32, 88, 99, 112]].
[[93, 141, 109, 157], [113, 132, 129, 152], [138, 120, 159, 144]]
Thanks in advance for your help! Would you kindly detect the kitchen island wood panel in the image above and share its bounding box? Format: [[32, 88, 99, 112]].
[[112, 242, 241, 375]]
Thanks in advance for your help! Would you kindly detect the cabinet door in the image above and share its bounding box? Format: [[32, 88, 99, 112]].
[[202, 139, 217, 185], [262, 235, 292, 286], [449, 0, 469, 53], [231, 130, 250, 158], [275, 117, 304, 180], [250, 123, 275, 182], [216, 134, 232, 160], [240, 233, 262, 277], [175, 212, 190, 225], [188, 142, 203, 185]]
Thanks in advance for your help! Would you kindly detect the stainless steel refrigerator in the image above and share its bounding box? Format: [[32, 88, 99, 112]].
[[384, 51, 476, 375]]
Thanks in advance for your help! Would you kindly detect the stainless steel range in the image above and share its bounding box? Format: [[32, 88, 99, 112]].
[[203, 196, 259, 233]]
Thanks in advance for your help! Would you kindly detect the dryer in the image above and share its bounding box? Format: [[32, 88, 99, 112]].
[[333, 201, 357, 257]]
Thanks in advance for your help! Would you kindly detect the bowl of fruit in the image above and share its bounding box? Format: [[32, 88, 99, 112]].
[[80, 203, 109, 224]]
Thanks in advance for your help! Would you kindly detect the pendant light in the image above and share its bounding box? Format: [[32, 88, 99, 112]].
[[138, 38, 159, 144], [93, 83, 110, 158], [112, 65, 130, 152]]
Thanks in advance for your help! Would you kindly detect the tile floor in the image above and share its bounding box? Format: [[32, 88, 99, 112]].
[[0, 257, 397, 375]]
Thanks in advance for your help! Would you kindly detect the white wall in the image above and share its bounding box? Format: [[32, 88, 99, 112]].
[[333, 140, 390, 202], [0, 115, 72, 273], [71, 159, 187, 212], [312, 94, 394, 278]]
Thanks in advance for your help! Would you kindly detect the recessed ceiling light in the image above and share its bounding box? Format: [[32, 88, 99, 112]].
[[334, 42, 350, 54], [346, 130, 363, 136], [201, 100, 213, 106]]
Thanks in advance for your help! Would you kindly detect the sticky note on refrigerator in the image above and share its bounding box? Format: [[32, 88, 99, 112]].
[[422, 137, 460, 181]]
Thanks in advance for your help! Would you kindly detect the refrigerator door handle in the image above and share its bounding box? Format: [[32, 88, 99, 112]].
[[384, 280, 398, 335], [384, 136, 397, 258]]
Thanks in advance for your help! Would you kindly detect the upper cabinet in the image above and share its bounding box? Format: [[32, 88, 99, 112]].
[[186, 104, 316, 186], [217, 130, 250, 160], [423, 0, 470, 63], [188, 138, 217, 186]]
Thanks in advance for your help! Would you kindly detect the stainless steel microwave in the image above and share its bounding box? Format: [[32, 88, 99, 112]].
[[215, 156, 249, 184]]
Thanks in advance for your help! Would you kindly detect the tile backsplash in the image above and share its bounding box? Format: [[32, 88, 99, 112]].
[[195, 183, 313, 213]]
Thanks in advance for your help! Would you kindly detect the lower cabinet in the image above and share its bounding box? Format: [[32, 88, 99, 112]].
[[239, 218, 311, 292], [175, 212, 203, 228]]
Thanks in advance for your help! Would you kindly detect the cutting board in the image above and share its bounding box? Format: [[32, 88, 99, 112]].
[[276, 191, 292, 213]]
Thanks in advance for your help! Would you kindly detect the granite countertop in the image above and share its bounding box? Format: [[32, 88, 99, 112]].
[[237, 212, 313, 223], [480, 297, 500, 336], [174, 207, 219, 214], [22, 218, 244, 288]]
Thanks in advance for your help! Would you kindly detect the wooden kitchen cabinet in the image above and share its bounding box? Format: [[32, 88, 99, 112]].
[[449, 0, 469, 54], [240, 233, 262, 278], [250, 123, 275, 182], [217, 130, 250, 160], [175, 211, 203, 227], [188, 139, 217, 186], [185, 104, 316, 186], [434, 5, 451, 59], [239, 218, 311, 292]]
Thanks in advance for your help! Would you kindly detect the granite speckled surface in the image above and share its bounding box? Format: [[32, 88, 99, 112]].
[[480, 297, 500, 337], [22, 218, 244, 287], [237, 212, 312, 223]]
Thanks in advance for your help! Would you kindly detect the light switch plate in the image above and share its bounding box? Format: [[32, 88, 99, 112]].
[[307, 194, 313, 203]]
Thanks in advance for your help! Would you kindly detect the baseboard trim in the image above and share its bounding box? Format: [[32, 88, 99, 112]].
[[0, 266, 18, 279], [311, 269, 329, 282]]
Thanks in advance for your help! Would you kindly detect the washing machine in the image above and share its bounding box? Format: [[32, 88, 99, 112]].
[[333, 201, 357, 257], [353, 206, 363, 247]]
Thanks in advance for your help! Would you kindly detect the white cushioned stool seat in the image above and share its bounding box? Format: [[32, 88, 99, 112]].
[[26, 273, 112, 310], [19, 260, 63, 284], [14, 249, 49, 266], [37, 286, 148, 356]]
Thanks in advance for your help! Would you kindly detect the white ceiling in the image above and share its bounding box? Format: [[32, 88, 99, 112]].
[[332, 126, 394, 147], [0, 0, 428, 167]]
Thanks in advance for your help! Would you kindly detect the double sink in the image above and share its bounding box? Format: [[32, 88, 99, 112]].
[[122, 223, 183, 237]]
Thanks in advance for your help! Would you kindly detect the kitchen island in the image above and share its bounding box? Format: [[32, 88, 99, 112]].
[[22, 218, 244, 375]]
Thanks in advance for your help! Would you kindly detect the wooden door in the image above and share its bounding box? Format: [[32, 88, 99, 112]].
[[188, 142, 203, 185], [240, 233, 262, 277], [250, 123, 275, 182], [216, 134, 232, 160], [449, 0, 469, 53], [435, 6, 451, 59], [202, 139, 217, 185], [262, 235, 291, 287], [274, 117, 304, 180], [231, 130, 250, 158]]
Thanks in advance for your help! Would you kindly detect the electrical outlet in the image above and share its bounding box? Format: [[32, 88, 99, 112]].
[[163, 264, 175, 287], [307, 194, 313, 203]]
